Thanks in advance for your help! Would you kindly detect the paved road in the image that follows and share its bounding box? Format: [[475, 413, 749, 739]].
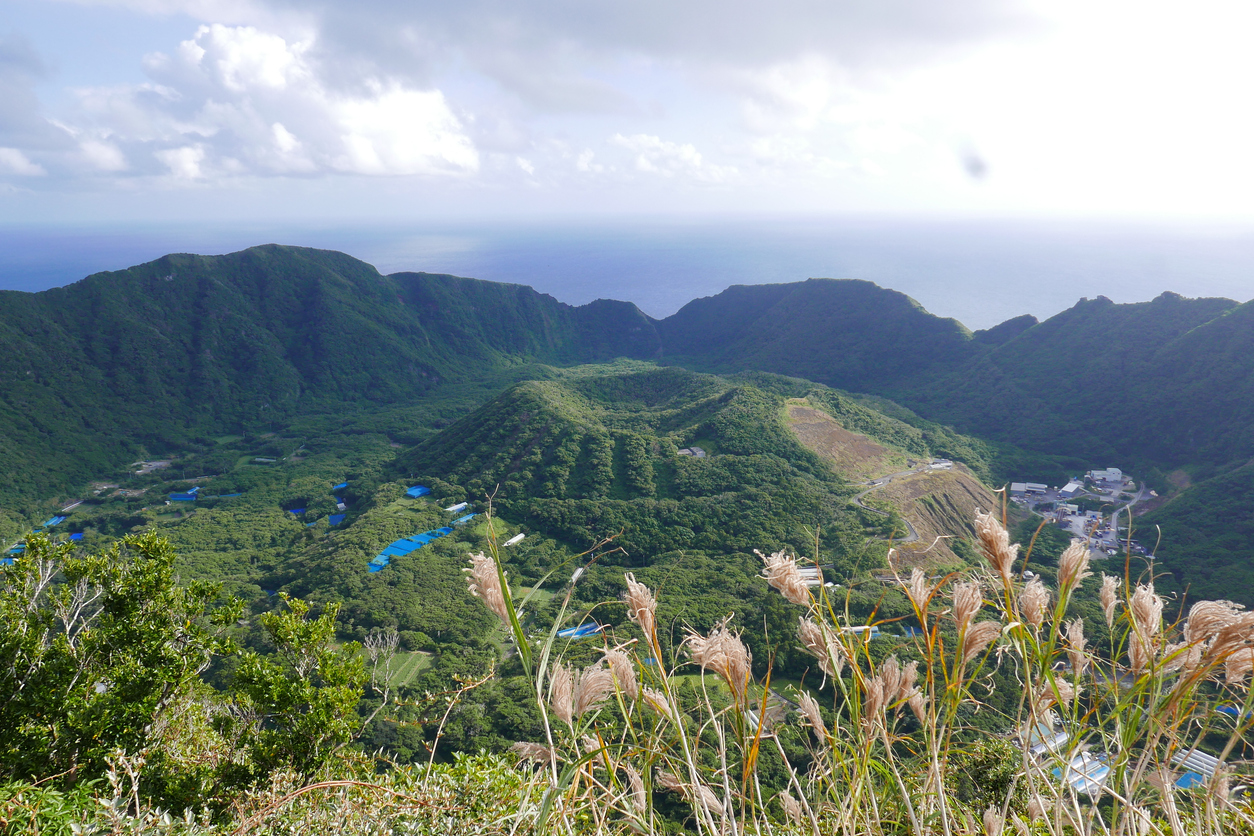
[[1108, 482, 1152, 545], [852, 466, 924, 545]]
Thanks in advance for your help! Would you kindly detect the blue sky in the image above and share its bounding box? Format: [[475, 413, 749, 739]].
[[3, 0, 1254, 225]]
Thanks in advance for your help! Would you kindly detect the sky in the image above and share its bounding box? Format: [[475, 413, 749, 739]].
[[4, 0, 1254, 225]]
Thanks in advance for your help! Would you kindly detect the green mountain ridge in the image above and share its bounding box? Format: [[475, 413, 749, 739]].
[[2, 243, 1251, 602]]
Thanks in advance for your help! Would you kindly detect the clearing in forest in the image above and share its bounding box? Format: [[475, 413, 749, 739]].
[[784, 401, 907, 481]]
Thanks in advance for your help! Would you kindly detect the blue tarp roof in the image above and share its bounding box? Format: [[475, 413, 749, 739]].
[[0, 557, 13, 566], [69, 533, 84, 541], [42, 516, 67, 527], [328, 514, 346, 526], [332, 481, 349, 491], [452, 513, 477, 527], [8, 545, 24, 554], [557, 623, 604, 640], [288, 508, 305, 515], [368, 526, 455, 571], [169, 493, 198, 501], [1176, 772, 1206, 789], [215, 492, 244, 498], [406, 486, 431, 498]]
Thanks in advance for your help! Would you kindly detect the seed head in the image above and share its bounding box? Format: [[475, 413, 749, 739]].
[[757, 548, 812, 607], [642, 688, 673, 720], [953, 581, 984, 633], [879, 655, 905, 704], [624, 764, 646, 813], [961, 621, 1002, 666], [1020, 577, 1050, 629], [1225, 647, 1254, 686], [1185, 600, 1243, 644], [906, 568, 933, 613], [511, 741, 558, 764], [983, 806, 1004, 836], [862, 676, 886, 730], [1129, 583, 1163, 673], [1066, 618, 1087, 675], [623, 573, 657, 641], [974, 509, 1019, 583], [797, 617, 843, 677], [574, 663, 617, 717], [1100, 574, 1120, 627], [1057, 541, 1093, 592], [908, 690, 928, 724], [603, 649, 639, 700], [550, 664, 574, 725], [683, 619, 752, 701], [780, 793, 804, 826], [797, 690, 827, 739], [465, 552, 510, 622]]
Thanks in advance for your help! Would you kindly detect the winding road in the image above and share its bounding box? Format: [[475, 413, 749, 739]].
[[851, 466, 923, 545]]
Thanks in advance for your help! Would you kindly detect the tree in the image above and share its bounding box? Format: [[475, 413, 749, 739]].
[[219, 595, 368, 782], [0, 531, 239, 783]]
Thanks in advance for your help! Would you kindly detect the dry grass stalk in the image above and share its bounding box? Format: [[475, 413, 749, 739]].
[[953, 581, 983, 633], [1184, 599, 1243, 644], [464, 552, 510, 623], [961, 621, 1002, 666], [1020, 577, 1049, 629], [906, 567, 934, 614], [642, 688, 673, 720], [574, 664, 617, 717], [983, 805, 1004, 836], [780, 792, 804, 826], [1065, 617, 1087, 675], [624, 763, 646, 813], [757, 548, 812, 607], [1129, 582, 1164, 673], [1057, 541, 1092, 591], [683, 619, 752, 701], [1100, 574, 1120, 627], [1224, 647, 1254, 685], [797, 617, 843, 677], [550, 664, 575, 726], [797, 690, 827, 739], [623, 573, 657, 642], [603, 648, 639, 700], [511, 741, 558, 764], [974, 509, 1019, 583]]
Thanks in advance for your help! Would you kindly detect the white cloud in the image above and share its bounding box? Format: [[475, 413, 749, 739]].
[[331, 84, 478, 175], [156, 144, 205, 178], [80, 139, 128, 170], [0, 148, 46, 175], [57, 23, 481, 182], [515, 156, 534, 175], [610, 133, 737, 183]]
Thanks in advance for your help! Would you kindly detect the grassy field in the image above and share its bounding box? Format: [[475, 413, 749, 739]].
[[386, 651, 432, 689]]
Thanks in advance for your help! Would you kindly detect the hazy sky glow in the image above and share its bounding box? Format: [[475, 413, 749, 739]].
[[4, 0, 1254, 224]]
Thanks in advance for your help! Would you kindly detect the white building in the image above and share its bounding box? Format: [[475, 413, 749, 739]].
[[1060, 480, 1084, 497]]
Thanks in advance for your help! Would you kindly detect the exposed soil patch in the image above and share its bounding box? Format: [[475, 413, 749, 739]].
[[785, 402, 902, 481], [874, 466, 999, 569]]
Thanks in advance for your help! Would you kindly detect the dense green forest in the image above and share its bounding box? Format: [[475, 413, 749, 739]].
[[2, 245, 1253, 833]]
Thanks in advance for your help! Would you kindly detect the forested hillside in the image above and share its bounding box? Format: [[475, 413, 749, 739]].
[[656, 278, 980, 392], [0, 246, 661, 502]]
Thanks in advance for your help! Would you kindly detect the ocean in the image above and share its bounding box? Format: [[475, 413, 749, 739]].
[[2, 216, 1251, 331]]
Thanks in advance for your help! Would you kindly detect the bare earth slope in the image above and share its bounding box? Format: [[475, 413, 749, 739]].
[[785, 398, 997, 567]]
